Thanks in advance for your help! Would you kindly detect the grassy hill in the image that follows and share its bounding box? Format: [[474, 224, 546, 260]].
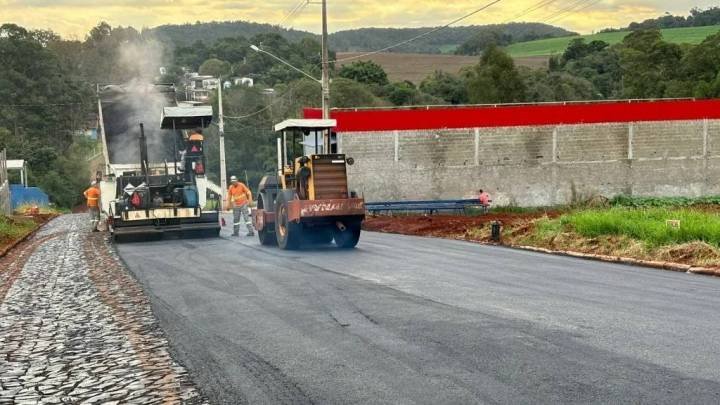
[[506, 25, 720, 57], [148, 21, 313, 47], [330, 23, 575, 54], [148, 20, 574, 54]]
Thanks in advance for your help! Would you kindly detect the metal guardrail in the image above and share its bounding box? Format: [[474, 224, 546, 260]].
[[366, 199, 481, 214]]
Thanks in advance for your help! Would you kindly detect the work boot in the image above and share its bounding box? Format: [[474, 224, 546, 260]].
[[246, 230, 254, 237], [232, 232, 239, 237]]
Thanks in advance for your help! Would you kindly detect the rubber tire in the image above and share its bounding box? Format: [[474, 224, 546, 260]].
[[333, 221, 361, 248], [275, 193, 302, 250], [258, 225, 277, 246]]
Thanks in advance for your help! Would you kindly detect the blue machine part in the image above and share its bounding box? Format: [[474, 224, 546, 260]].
[[183, 185, 199, 208]]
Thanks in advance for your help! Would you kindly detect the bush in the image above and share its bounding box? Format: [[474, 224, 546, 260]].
[[610, 195, 720, 208]]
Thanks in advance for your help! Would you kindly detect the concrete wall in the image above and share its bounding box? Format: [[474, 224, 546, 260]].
[[339, 119, 720, 206]]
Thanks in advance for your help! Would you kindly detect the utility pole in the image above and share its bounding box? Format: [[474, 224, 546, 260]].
[[218, 78, 227, 208], [321, 0, 330, 120]]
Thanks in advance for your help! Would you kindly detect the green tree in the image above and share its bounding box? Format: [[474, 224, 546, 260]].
[[199, 58, 231, 77], [465, 45, 526, 103], [330, 78, 387, 108], [419, 71, 468, 104], [618, 29, 684, 98], [521, 68, 596, 101], [0, 24, 94, 207], [455, 29, 511, 56], [338, 60, 389, 86]]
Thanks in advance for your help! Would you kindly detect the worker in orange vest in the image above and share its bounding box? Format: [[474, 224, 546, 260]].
[[83, 181, 101, 232], [226, 175, 254, 237]]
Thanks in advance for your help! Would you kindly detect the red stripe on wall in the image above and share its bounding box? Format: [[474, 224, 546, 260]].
[[303, 99, 720, 132]]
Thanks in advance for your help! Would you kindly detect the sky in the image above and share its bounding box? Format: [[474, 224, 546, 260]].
[[0, 0, 717, 39]]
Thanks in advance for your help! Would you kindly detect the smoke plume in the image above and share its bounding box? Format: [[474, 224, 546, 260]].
[[100, 39, 180, 166]]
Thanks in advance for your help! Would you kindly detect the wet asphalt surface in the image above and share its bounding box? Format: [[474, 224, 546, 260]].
[[116, 218, 720, 404]]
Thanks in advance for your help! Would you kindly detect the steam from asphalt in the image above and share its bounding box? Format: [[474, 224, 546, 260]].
[[101, 39, 178, 165]]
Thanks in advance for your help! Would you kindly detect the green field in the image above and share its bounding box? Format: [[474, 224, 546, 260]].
[[505, 25, 720, 57]]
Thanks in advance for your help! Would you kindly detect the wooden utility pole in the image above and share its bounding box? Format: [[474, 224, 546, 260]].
[[321, 0, 330, 120], [218, 79, 227, 207]]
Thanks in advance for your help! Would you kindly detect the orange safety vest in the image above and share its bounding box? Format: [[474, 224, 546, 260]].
[[228, 183, 251, 207], [84, 187, 100, 208]]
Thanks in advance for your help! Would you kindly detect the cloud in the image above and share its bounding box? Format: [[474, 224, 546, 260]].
[[0, 0, 717, 38]]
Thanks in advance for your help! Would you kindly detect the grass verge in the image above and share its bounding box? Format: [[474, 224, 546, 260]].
[[507, 207, 720, 267], [0, 216, 36, 246]]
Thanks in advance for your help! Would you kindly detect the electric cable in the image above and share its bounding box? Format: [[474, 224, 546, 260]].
[[332, 0, 504, 63]]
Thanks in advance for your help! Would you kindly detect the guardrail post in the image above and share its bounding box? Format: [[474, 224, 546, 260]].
[[394, 130, 399, 163], [0, 149, 10, 215]]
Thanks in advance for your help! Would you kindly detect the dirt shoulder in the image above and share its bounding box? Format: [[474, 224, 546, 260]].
[[363, 211, 556, 240]]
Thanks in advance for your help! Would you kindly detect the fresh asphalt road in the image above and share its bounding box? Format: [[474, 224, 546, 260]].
[[116, 220, 720, 404]]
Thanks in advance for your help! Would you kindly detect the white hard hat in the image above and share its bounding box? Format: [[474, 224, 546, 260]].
[[230, 175, 238, 182], [91, 180, 97, 186]]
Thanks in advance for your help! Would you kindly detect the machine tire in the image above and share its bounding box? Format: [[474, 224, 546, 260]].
[[275, 192, 302, 250], [258, 226, 277, 246], [333, 220, 361, 248], [257, 193, 277, 246]]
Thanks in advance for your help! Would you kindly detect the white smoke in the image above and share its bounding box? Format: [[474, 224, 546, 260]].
[[102, 39, 179, 165]]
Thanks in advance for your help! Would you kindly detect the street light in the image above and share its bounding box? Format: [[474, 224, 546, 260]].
[[249, 44, 321, 84], [250, 0, 330, 120]]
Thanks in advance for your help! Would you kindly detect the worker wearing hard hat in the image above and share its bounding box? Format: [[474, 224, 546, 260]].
[[188, 128, 204, 141], [83, 181, 101, 232], [226, 175, 254, 237]]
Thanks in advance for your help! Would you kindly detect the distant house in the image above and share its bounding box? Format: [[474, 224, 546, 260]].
[[184, 74, 219, 103], [233, 77, 254, 87]]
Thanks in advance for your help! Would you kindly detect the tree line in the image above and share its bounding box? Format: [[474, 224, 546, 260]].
[[603, 7, 720, 32], [2, 20, 720, 206]]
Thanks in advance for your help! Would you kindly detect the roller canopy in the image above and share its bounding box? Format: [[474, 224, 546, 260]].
[[161, 106, 214, 129], [274, 119, 336, 132]]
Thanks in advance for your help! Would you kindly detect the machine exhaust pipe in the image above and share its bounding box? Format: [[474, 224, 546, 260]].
[[336, 221, 346, 232]]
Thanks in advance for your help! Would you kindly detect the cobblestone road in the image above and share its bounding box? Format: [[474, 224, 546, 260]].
[[0, 215, 206, 404]]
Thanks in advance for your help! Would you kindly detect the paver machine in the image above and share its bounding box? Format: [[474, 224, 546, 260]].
[[252, 119, 365, 249], [100, 100, 221, 241]]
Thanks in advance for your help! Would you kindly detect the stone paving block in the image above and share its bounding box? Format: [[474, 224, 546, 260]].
[[0, 215, 206, 404]]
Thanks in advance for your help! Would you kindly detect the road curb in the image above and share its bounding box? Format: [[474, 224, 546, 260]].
[[498, 243, 718, 277]]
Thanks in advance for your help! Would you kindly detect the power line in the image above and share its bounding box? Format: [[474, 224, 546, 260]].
[[223, 79, 315, 120], [541, 0, 598, 24], [232, 0, 564, 119], [332, 0, 504, 63], [278, 0, 310, 28], [0, 102, 86, 107], [503, 0, 559, 23], [545, 0, 604, 24]]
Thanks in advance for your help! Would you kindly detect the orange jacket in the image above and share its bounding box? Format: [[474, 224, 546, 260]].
[[227, 182, 252, 207], [84, 187, 100, 208]]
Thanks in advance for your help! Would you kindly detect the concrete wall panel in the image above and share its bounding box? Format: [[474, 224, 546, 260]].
[[341, 119, 720, 206]]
